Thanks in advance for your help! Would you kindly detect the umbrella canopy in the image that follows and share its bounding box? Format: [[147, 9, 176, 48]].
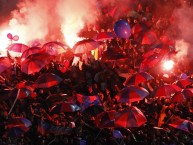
[[131, 23, 148, 35], [115, 106, 147, 128], [181, 88, 193, 99], [21, 53, 51, 74], [21, 47, 41, 61], [154, 84, 181, 97], [141, 31, 157, 45], [35, 73, 63, 88], [72, 39, 99, 54], [115, 86, 149, 103], [0, 57, 11, 74], [140, 54, 162, 72], [7, 117, 32, 128], [174, 78, 192, 89], [95, 110, 116, 128], [171, 92, 186, 103], [46, 93, 68, 102], [7, 43, 29, 53], [17, 88, 32, 99], [83, 105, 104, 116], [124, 72, 154, 86], [95, 32, 116, 41], [50, 102, 80, 114], [16, 81, 37, 91], [3, 126, 29, 138], [168, 118, 191, 132], [41, 41, 69, 56]]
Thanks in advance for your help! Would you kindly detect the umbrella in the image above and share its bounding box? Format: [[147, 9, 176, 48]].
[[16, 81, 37, 91], [174, 78, 192, 89], [131, 23, 148, 35], [171, 92, 186, 103], [95, 110, 116, 128], [115, 106, 147, 128], [46, 93, 68, 102], [7, 117, 32, 128], [3, 126, 29, 138], [124, 72, 154, 86], [7, 43, 29, 53], [0, 57, 11, 74], [50, 102, 80, 114], [16, 88, 32, 99], [115, 86, 149, 103], [35, 73, 63, 88], [95, 32, 116, 41], [181, 88, 193, 99], [140, 54, 162, 72], [154, 84, 181, 97], [141, 31, 157, 45], [21, 47, 41, 61], [41, 41, 69, 56], [21, 53, 51, 74], [168, 118, 190, 132], [72, 39, 99, 54]]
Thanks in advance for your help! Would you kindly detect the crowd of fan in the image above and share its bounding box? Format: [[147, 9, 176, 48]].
[[1, 0, 193, 145]]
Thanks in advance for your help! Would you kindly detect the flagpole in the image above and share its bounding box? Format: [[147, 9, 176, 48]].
[[8, 89, 20, 117]]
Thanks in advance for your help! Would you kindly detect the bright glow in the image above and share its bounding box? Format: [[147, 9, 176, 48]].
[[163, 60, 174, 71]]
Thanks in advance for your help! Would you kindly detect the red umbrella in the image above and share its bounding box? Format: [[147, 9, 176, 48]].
[[181, 88, 193, 99], [72, 39, 99, 54], [0, 57, 11, 74], [36, 73, 63, 88], [115, 106, 147, 128], [95, 32, 116, 41], [50, 102, 80, 114], [124, 72, 154, 86], [17, 88, 32, 99], [171, 92, 186, 103], [16, 81, 37, 91], [168, 118, 191, 132], [115, 86, 149, 103], [7, 43, 29, 53], [174, 78, 192, 89], [3, 126, 29, 138], [41, 41, 69, 56], [141, 31, 157, 45], [131, 23, 148, 35], [21, 47, 41, 61], [154, 84, 181, 97], [95, 110, 116, 128], [140, 54, 162, 72], [7, 117, 32, 128], [21, 53, 51, 74]]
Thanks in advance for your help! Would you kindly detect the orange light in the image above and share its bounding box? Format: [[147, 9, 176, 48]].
[[163, 60, 174, 71]]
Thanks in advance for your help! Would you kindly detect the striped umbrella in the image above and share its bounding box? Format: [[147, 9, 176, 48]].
[[115, 86, 149, 103], [115, 106, 147, 128]]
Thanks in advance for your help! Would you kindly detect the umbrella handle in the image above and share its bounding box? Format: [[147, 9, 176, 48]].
[[8, 89, 20, 118]]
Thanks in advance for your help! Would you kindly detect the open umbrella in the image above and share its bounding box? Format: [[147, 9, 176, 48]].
[[95, 32, 116, 41], [95, 110, 116, 128], [21, 53, 51, 74], [21, 47, 41, 61], [141, 31, 157, 45], [171, 92, 186, 103], [35, 73, 63, 88], [115, 86, 149, 103], [124, 72, 154, 86], [154, 84, 181, 97], [41, 41, 69, 56], [168, 118, 190, 132], [50, 102, 80, 114], [140, 54, 162, 72], [3, 126, 29, 138], [7, 117, 32, 128], [115, 106, 147, 128], [131, 23, 149, 35], [72, 39, 99, 54], [181, 88, 193, 99], [174, 78, 192, 89], [0, 57, 11, 74], [7, 43, 29, 53]]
